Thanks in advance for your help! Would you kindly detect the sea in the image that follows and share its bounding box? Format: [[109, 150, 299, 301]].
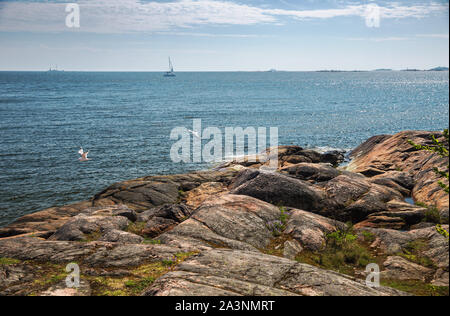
[[0, 71, 448, 227]]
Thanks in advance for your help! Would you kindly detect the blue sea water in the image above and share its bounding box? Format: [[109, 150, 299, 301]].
[[0, 71, 448, 227]]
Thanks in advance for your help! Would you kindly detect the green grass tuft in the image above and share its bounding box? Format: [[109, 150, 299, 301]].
[[381, 279, 449, 296], [0, 257, 20, 265]]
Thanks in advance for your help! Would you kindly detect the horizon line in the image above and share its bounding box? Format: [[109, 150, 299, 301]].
[[0, 68, 449, 73]]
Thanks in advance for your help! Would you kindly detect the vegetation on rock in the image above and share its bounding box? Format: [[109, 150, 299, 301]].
[[408, 129, 449, 193], [409, 129, 449, 238], [295, 224, 376, 276]]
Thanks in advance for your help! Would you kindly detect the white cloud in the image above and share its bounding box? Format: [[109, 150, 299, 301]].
[[416, 33, 449, 39], [0, 0, 448, 33], [344, 36, 411, 42], [344, 33, 450, 42]]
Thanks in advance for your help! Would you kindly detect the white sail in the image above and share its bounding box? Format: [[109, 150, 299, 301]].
[[164, 57, 176, 77], [169, 57, 174, 72]]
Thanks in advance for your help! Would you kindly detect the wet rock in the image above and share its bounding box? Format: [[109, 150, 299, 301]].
[[296, 149, 323, 163], [321, 150, 345, 166], [284, 155, 312, 164], [143, 249, 407, 296]]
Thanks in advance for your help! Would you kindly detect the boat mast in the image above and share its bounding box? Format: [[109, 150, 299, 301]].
[[169, 57, 173, 72]]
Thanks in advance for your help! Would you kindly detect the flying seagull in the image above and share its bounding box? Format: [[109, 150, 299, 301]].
[[78, 147, 90, 161]]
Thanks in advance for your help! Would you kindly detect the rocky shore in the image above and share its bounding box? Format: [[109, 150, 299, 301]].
[[0, 130, 448, 296]]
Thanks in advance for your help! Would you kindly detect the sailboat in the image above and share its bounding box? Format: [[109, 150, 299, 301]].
[[164, 57, 176, 77], [48, 65, 59, 72], [48, 65, 63, 72]]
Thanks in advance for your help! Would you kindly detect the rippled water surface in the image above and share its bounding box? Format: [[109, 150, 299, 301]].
[[0, 71, 448, 226]]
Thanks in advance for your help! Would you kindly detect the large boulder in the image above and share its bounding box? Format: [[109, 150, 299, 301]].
[[280, 163, 341, 182], [230, 170, 326, 212], [354, 201, 427, 230], [319, 174, 404, 222], [284, 209, 345, 251], [380, 256, 434, 281], [0, 200, 92, 238], [48, 214, 129, 241], [0, 170, 239, 239], [92, 170, 239, 211], [159, 194, 282, 252], [139, 204, 193, 238], [222, 146, 345, 170], [143, 249, 407, 296], [0, 237, 180, 267], [348, 131, 449, 218], [358, 225, 449, 286], [184, 182, 228, 209], [369, 171, 415, 197], [81, 205, 138, 222], [231, 169, 409, 224]]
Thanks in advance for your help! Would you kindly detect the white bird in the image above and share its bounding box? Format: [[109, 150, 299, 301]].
[[78, 147, 90, 161], [187, 129, 201, 139]]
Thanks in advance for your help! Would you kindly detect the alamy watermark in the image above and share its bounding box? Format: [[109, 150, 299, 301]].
[[364, 4, 381, 28], [365, 263, 380, 288], [61, 2, 380, 30], [65, 263, 80, 288], [65, 3, 80, 28], [170, 119, 279, 169]]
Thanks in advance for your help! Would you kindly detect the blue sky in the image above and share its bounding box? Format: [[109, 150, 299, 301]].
[[0, 0, 448, 71]]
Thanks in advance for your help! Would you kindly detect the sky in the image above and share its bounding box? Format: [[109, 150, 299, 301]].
[[0, 0, 448, 71]]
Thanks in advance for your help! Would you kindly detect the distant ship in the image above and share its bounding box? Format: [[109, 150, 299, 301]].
[[164, 57, 176, 77], [47, 65, 63, 72]]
